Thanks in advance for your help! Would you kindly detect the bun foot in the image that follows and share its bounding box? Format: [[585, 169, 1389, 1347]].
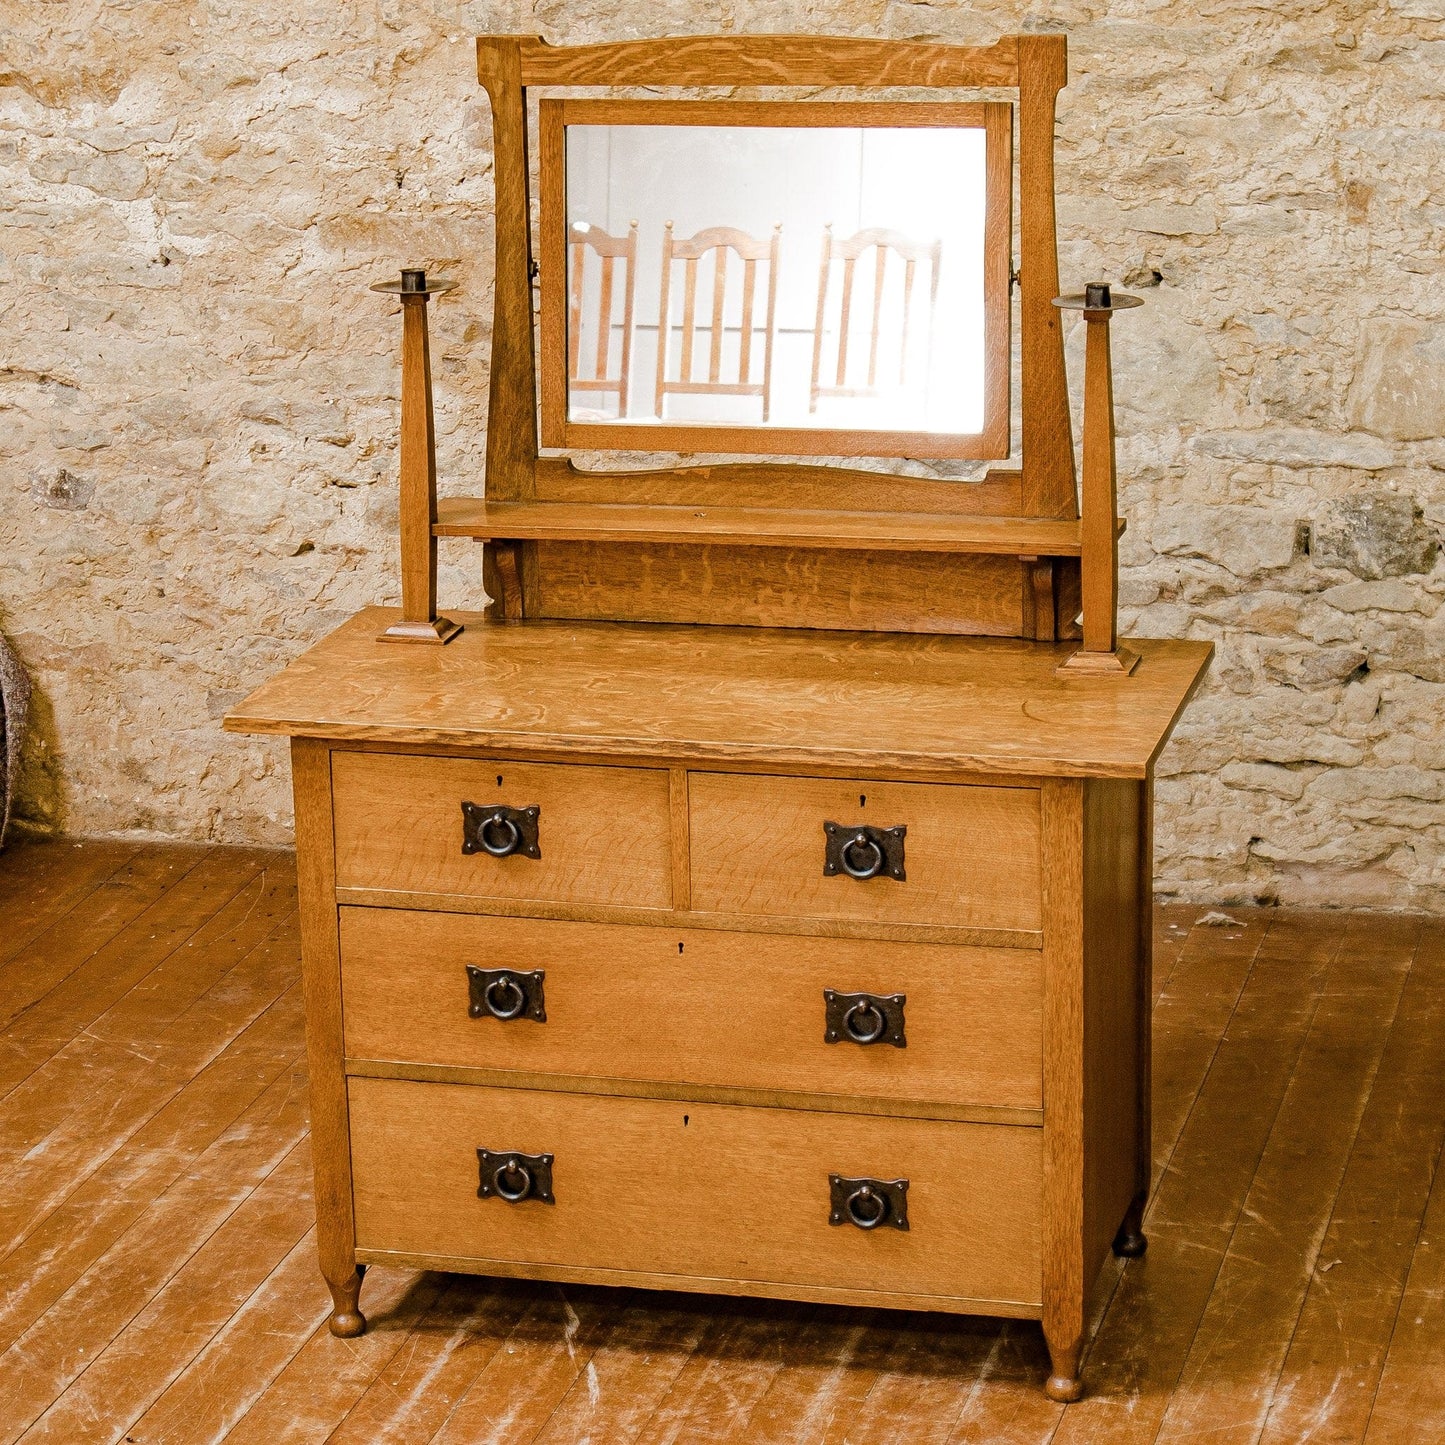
[[1113, 1197, 1149, 1258], [329, 1306, 366, 1338], [326, 1265, 367, 1337], [1044, 1330, 1084, 1402], [1046, 1372, 1085, 1403], [1112, 1225, 1148, 1258]]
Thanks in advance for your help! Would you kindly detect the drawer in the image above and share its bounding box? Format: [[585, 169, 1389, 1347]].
[[340, 909, 1042, 1111], [331, 754, 673, 908], [688, 773, 1041, 932], [349, 1077, 1043, 1308]]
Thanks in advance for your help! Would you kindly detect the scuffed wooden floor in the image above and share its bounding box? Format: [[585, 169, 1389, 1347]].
[[0, 839, 1441, 1444]]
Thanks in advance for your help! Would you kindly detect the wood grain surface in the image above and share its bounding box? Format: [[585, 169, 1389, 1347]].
[[688, 772, 1041, 931], [532, 455, 1027, 515], [331, 752, 673, 909], [339, 907, 1043, 1111], [347, 1076, 1044, 1309], [223, 609, 1212, 780], [503, 33, 1021, 89], [433, 498, 1098, 555], [525, 541, 1029, 636], [1, 838, 1440, 1442]]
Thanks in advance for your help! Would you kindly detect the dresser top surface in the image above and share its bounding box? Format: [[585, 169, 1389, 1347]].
[[224, 608, 1212, 779]]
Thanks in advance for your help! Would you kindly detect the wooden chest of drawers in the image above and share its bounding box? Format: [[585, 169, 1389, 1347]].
[[226, 610, 1211, 1399]]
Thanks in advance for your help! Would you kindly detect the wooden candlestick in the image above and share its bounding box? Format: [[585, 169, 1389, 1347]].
[[371, 268, 463, 644], [1054, 282, 1142, 676]]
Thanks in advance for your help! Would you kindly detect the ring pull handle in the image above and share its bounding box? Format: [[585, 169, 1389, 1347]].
[[844, 1001, 885, 1043], [829, 1174, 909, 1231], [461, 802, 541, 859], [846, 1184, 888, 1228], [481, 815, 521, 857], [824, 990, 906, 1048], [841, 834, 884, 879], [823, 822, 906, 882], [477, 1149, 554, 1204], [467, 966, 547, 1022], [494, 1160, 532, 1201]]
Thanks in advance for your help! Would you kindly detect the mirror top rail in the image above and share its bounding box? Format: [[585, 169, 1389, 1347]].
[[493, 34, 1021, 90]]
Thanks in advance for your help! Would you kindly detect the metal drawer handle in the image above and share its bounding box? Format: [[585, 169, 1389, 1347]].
[[824, 989, 906, 1047], [467, 966, 546, 1022], [482, 815, 520, 856], [843, 835, 883, 878], [486, 975, 526, 1019], [477, 1148, 554, 1204], [823, 822, 906, 882], [829, 1174, 910, 1231], [495, 1160, 532, 1201], [845, 1001, 885, 1042], [461, 802, 541, 859], [847, 1184, 887, 1228]]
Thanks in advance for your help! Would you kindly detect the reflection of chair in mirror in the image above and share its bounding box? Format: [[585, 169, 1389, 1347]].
[[809, 226, 942, 415], [568, 220, 638, 419], [654, 223, 781, 422]]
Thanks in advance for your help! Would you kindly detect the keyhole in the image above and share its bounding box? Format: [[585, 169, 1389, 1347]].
[[683, 1115, 689, 1126], [859, 794, 867, 808], [678, 942, 684, 954], [497, 775, 504, 787]]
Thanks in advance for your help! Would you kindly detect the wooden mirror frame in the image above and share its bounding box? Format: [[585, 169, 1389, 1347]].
[[537, 98, 1013, 460], [477, 33, 1076, 518]]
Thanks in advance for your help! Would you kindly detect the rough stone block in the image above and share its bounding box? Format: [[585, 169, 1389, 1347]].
[[1153, 504, 1299, 575], [1311, 492, 1438, 579], [1192, 428, 1395, 471], [1349, 319, 1445, 442]]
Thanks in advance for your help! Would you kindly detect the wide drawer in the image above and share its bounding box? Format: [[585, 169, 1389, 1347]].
[[331, 753, 673, 908], [340, 909, 1042, 1111], [688, 773, 1041, 932], [349, 1077, 1043, 1308]]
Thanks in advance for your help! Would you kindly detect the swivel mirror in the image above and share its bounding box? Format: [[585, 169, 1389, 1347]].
[[539, 102, 1012, 458]]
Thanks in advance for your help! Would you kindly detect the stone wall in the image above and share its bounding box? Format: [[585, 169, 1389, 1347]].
[[1, 1, 1442, 907]]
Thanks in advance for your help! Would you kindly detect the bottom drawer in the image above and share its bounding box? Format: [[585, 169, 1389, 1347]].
[[348, 1077, 1043, 1310]]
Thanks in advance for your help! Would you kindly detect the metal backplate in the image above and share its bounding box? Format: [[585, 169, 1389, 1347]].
[[461, 802, 541, 859], [823, 989, 906, 1047], [477, 1149, 555, 1204], [822, 821, 906, 881], [466, 966, 547, 1022], [829, 1174, 910, 1231]]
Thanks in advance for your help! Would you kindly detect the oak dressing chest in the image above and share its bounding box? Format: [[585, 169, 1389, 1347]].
[[226, 31, 1211, 1400]]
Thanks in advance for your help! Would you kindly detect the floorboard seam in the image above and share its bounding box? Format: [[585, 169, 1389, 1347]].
[[1250, 919, 1420, 1445], [1142, 912, 1341, 1445], [0, 920, 302, 1269]]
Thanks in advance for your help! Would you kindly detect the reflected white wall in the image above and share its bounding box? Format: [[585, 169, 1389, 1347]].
[[565, 123, 987, 434]]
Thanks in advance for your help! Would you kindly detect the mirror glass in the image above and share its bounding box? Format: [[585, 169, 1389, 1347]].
[[562, 121, 993, 442]]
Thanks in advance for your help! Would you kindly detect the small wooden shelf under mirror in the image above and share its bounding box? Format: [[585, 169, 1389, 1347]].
[[435, 497, 1123, 556]]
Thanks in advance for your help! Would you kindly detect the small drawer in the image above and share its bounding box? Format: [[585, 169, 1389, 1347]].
[[688, 773, 1041, 932], [331, 753, 673, 908], [349, 1077, 1043, 1309], [340, 909, 1043, 1111]]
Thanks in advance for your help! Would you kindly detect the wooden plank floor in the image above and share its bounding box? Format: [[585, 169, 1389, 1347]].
[[0, 838, 1440, 1444]]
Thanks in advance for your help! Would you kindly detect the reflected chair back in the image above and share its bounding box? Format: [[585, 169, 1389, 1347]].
[[654, 223, 782, 423], [568, 220, 639, 419]]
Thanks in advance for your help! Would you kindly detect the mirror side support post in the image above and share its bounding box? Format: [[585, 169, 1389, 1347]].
[[1055, 285, 1141, 676], [478, 38, 540, 506], [373, 273, 463, 645], [1017, 34, 1076, 521]]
